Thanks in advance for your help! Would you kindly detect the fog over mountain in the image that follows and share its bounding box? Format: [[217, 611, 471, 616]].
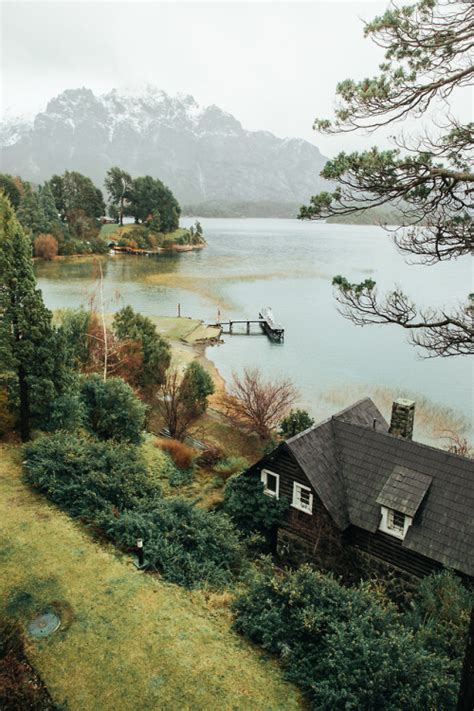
[[0, 87, 329, 207]]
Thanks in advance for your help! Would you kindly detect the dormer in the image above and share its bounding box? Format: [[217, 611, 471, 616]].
[[376, 465, 432, 541]]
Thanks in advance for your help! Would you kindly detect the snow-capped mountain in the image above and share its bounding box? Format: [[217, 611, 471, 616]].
[[0, 87, 328, 205]]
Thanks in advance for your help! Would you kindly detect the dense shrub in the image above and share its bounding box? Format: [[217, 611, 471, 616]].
[[278, 409, 314, 439], [223, 471, 289, 538], [79, 374, 147, 443], [155, 438, 196, 471], [23, 432, 244, 588], [113, 306, 171, 390], [214, 456, 248, 480], [233, 565, 467, 710], [23, 432, 161, 518], [34, 233, 58, 260], [404, 570, 472, 665], [98, 500, 243, 588]]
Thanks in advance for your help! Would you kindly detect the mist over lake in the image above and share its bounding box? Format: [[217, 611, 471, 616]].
[[35, 218, 472, 440]]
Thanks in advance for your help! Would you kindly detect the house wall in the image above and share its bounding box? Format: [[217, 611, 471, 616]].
[[251, 447, 472, 585], [254, 447, 345, 567], [347, 527, 443, 579]]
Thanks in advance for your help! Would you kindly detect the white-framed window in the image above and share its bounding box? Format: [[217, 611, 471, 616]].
[[292, 482, 313, 514], [261, 469, 280, 498], [378, 506, 412, 540], [388, 509, 405, 532]]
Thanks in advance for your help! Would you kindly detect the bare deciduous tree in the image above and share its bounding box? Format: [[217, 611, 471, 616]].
[[438, 429, 473, 458], [220, 368, 298, 440]]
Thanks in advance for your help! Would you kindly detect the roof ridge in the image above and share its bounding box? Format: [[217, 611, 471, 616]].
[[334, 419, 474, 465], [286, 397, 378, 445]]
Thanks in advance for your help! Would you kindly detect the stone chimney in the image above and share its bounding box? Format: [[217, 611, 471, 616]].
[[389, 398, 415, 440]]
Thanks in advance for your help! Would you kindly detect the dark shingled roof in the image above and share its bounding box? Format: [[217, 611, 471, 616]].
[[282, 398, 474, 577], [286, 398, 388, 529], [376, 465, 432, 517]]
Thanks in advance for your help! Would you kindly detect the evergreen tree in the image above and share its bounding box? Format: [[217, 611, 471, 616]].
[[127, 176, 181, 232], [16, 185, 48, 237], [38, 183, 61, 230], [104, 167, 133, 226], [79, 374, 146, 444], [300, 0, 473, 357], [113, 305, 171, 390], [0, 174, 21, 210], [0, 195, 71, 440], [279, 409, 314, 439], [48, 171, 105, 221]]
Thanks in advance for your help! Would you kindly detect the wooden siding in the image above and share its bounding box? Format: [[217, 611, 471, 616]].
[[347, 526, 443, 579], [252, 446, 472, 583], [256, 447, 341, 546]]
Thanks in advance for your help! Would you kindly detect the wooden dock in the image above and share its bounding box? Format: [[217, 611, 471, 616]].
[[211, 306, 284, 342]]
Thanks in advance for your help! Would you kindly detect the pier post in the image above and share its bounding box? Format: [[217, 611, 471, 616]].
[[247, 321, 250, 334], [229, 321, 233, 333]]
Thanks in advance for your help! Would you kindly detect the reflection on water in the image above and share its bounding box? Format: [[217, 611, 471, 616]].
[[35, 218, 473, 437]]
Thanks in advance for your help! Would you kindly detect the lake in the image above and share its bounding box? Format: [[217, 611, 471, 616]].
[[34, 218, 473, 441]]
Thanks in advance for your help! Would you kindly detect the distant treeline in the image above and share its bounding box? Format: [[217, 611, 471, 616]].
[[183, 200, 409, 225], [182, 201, 302, 219], [327, 204, 409, 226], [0, 168, 185, 258]]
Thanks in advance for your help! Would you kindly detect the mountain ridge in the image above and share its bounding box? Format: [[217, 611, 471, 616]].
[[0, 87, 329, 206]]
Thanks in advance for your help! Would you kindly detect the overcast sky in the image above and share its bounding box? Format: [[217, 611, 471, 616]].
[[1, 0, 471, 156]]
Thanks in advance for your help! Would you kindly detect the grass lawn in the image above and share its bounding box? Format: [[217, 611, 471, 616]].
[[0, 444, 302, 711], [99, 224, 191, 244]]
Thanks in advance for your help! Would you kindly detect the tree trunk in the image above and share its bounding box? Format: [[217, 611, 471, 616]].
[[18, 364, 30, 442], [457, 606, 474, 711], [119, 196, 124, 226], [97, 260, 108, 382]]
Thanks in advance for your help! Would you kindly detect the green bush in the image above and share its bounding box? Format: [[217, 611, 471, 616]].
[[79, 374, 147, 443], [278, 409, 314, 439], [23, 432, 244, 589], [23, 432, 160, 518], [214, 456, 248, 479], [223, 472, 289, 539], [233, 565, 466, 710], [404, 570, 472, 663], [98, 500, 243, 588]]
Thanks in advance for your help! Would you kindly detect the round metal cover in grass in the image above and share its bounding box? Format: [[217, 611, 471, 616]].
[[28, 613, 61, 638]]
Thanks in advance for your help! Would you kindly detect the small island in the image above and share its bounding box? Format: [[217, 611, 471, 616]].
[[106, 220, 206, 256]]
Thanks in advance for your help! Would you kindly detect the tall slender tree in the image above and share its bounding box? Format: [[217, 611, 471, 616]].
[[0, 194, 70, 439], [105, 167, 133, 226], [300, 0, 473, 357]]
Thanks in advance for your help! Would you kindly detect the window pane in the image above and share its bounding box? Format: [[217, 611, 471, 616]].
[[300, 489, 311, 505], [267, 474, 277, 492], [393, 511, 405, 529]]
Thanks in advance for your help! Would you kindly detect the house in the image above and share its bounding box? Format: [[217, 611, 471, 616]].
[[248, 398, 474, 581]]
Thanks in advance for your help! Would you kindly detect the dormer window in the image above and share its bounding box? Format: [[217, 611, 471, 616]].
[[376, 465, 432, 541], [388, 509, 405, 533], [261, 469, 279, 498], [379, 506, 411, 540]]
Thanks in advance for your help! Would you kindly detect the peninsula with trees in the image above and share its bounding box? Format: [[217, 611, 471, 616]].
[[0, 166, 205, 260]]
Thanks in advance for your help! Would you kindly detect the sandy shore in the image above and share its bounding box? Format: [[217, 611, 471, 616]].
[[149, 314, 227, 403]]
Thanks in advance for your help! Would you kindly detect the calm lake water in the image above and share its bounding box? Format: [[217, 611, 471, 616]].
[[35, 218, 473, 436]]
